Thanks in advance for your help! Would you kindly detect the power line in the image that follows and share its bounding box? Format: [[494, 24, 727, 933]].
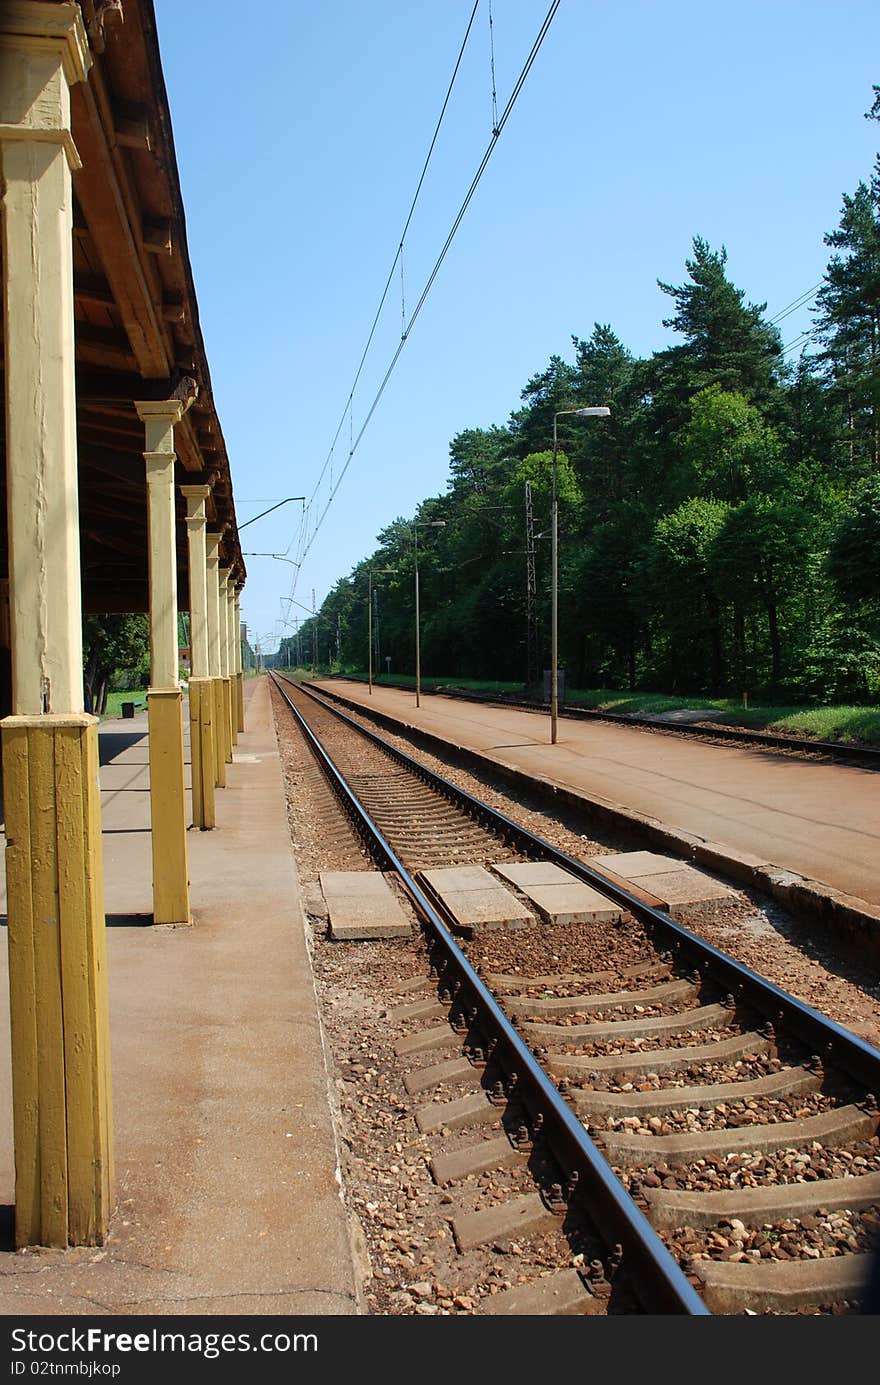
[[297, 0, 562, 574], [768, 282, 822, 325], [303, 0, 481, 521], [782, 329, 816, 356]]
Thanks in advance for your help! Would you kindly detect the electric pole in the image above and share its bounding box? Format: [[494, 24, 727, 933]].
[[525, 479, 538, 692]]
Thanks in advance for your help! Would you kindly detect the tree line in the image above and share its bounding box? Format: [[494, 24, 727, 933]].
[[282, 92, 880, 704]]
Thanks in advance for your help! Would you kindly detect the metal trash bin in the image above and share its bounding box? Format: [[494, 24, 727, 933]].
[[121, 701, 135, 718]]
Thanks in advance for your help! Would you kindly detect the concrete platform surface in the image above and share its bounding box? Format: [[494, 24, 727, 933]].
[[317, 681, 880, 909], [0, 678, 361, 1316], [320, 870, 411, 939]]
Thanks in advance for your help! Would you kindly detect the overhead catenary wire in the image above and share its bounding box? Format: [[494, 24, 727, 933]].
[[768, 282, 822, 325], [488, 0, 499, 135], [291, 0, 821, 626], [271, 259, 828, 625], [296, 0, 562, 575], [782, 329, 816, 356], [302, 0, 481, 521]]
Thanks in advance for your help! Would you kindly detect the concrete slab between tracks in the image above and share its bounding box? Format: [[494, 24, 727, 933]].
[[420, 865, 533, 932], [492, 860, 624, 924], [320, 870, 412, 940], [592, 852, 736, 915], [0, 677, 363, 1316], [314, 680, 880, 964]]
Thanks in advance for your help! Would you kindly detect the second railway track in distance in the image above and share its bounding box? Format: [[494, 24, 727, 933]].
[[271, 673, 880, 1316]]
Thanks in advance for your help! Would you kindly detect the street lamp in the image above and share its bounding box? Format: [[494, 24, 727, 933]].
[[413, 521, 446, 708], [368, 567, 396, 694], [550, 406, 610, 745]]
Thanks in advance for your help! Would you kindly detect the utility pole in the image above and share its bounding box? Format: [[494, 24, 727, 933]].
[[312, 589, 317, 675], [525, 479, 538, 693], [373, 587, 380, 673]]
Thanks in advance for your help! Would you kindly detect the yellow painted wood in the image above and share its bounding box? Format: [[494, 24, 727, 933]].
[[2, 717, 113, 1247], [28, 724, 68, 1247], [147, 690, 190, 924], [55, 722, 111, 1242], [223, 677, 233, 764], [212, 678, 226, 788], [2, 722, 40, 1247], [188, 678, 215, 829], [236, 672, 245, 734], [84, 719, 114, 1206]]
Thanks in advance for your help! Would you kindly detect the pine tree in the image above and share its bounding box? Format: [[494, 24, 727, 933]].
[[814, 167, 880, 472], [655, 237, 783, 415]]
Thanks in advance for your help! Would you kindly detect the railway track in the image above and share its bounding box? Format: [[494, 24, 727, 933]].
[[331, 674, 880, 768], [271, 673, 880, 1315]]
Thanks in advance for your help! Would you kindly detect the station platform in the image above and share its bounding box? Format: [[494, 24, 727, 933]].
[[0, 678, 361, 1315], [315, 680, 880, 915]]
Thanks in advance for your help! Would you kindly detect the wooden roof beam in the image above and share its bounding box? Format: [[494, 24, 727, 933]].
[[113, 101, 152, 152], [70, 79, 170, 378], [143, 219, 172, 254], [76, 322, 138, 372], [75, 273, 115, 311]]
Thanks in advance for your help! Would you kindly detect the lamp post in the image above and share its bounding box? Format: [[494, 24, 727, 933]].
[[368, 567, 396, 693], [550, 406, 610, 745], [413, 521, 446, 708]]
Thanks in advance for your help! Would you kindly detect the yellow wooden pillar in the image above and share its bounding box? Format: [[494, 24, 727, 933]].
[[181, 486, 215, 829], [218, 566, 233, 765], [206, 533, 226, 788], [0, 3, 113, 1248], [135, 401, 190, 925], [226, 581, 239, 746], [234, 590, 245, 733]]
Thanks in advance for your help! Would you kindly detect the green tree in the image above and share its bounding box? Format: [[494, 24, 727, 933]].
[[714, 497, 812, 694], [657, 237, 783, 406], [814, 167, 880, 472], [828, 475, 880, 611], [678, 385, 785, 503], [508, 355, 579, 458], [82, 614, 149, 713], [644, 497, 730, 690]]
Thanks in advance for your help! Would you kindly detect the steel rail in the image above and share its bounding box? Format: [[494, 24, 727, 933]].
[[283, 674, 880, 1096], [271, 672, 709, 1314]]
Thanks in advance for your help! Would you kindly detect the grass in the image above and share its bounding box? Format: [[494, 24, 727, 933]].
[[298, 666, 880, 748], [100, 689, 148, 721]]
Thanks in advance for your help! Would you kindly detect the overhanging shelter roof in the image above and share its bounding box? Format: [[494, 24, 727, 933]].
[[0, 0, 245, 612]]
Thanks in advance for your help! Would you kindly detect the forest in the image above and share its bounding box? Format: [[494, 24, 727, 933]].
[[288, 95, 880, 706]]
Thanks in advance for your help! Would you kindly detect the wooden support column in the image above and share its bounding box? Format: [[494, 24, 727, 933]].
[[206, 533, 225, 788], [135, 401, 190, 925], [0, 2, 113, 1249], [218, 567, 233, 765], [181, 486, 215, 829], [234, 589, 245, 733], [226, 581, 238, 746]]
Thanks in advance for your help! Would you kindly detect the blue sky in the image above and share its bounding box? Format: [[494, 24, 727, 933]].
[[154, 1, 879, 654]]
